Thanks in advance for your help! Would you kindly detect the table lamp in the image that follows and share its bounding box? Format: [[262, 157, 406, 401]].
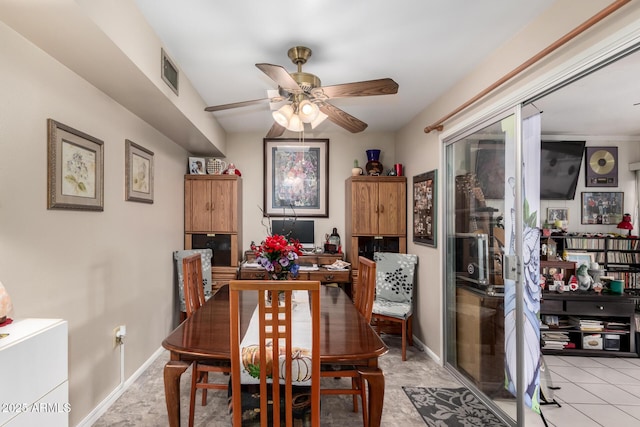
[[617, 213, 633, 236]]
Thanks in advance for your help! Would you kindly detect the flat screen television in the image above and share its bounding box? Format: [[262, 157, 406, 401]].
[[271, 219, 315, 250], [540, 141, 585, 200]]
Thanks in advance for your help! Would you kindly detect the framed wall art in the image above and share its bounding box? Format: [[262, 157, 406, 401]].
[[413, 170, 437, 247], [125, 139, 154, 204], [47, 119, 104, 211], [581, 191, 623, 225], [547, 207, 568, 224], [263, 138, 329, 217]]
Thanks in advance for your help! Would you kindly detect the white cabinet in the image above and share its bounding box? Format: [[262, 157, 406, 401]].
[[0, 319, 69, 427]]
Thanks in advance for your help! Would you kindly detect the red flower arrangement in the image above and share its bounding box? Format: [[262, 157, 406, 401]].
[[250, 234, 303, 280]]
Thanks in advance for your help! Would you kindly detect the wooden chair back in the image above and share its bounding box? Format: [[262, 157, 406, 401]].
[[182, 253, 205, 318], [355, 256, 376, 323], [229, 280, 321, 427]]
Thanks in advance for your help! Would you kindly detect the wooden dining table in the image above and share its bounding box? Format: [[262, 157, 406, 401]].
[[162, 284, 388, 426]]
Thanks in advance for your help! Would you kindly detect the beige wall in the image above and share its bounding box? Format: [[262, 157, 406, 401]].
[[224, 131, 397, 250], [394, 0, 640, 361], [0, 21, 187, 425]]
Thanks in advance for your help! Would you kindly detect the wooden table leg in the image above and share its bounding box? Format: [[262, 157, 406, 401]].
[[358, 367, 385, 427], [164, 360, 190, 427]]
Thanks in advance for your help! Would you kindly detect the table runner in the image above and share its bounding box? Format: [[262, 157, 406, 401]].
[[239, 290, 313, 385]]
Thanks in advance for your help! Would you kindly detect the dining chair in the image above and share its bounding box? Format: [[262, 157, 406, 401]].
[[173, 249, 213, 322], [371, 252, 418, 361], [229, 280, 321, 427], [182, 254, 230, 427], [319, 256, 376, 426]]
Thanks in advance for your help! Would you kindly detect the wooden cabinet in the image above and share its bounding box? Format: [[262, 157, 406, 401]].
[[347, 176, 406, 236], [184, 174, 242, 268], [456, 286, 509, 398], [185, 174, 240, 233], [345, 176, 407, 299]]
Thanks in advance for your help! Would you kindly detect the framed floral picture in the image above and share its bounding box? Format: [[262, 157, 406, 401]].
[[47, 119, 104, 211], [125, 139, 154, 203], [263, 138, 329, 217]]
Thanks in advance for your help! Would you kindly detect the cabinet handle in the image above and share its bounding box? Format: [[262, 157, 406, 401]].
[[211, 202, 215, 211], [324, 274, 335, 280], [379, 204, 384, 213], [205, 202, 210, 211], [374, 205, 378, 213], [597, 305, 604, 310]]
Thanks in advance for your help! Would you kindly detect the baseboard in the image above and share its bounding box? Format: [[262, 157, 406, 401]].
[[76, 346, 165, 427], [412, 335, 441, 365]]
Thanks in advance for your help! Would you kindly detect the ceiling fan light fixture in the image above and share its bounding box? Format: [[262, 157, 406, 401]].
[[286, 113, 304, 132], [310, 111, 329, 129], [298, 99, 319, 123], [272, 104, 294, 127]]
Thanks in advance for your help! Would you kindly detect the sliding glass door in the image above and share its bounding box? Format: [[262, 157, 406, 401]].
[[444, 108, 542, 425]]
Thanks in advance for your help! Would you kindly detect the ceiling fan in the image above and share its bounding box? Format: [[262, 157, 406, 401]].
[[204, 46, 399, 137]]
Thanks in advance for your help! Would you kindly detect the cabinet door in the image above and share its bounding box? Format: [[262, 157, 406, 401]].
[[378, 181, 406, 235], [351, 181, 379, 234], [210, 179, 237, 232], [186, 179, 213, 232]]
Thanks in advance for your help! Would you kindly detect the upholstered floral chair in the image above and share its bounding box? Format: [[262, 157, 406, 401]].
[[372, 252, 418, 361], [173, 249, 213, 321]]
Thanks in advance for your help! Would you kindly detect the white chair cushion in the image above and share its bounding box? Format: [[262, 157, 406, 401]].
[[372, 299, 412, 320]]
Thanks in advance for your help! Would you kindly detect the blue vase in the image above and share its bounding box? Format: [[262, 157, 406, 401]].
[[365, 150, 383, 175], [366, 149, 381, 162]]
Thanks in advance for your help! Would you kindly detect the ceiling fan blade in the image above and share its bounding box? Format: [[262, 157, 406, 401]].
[[205, 98, 270, 112], [318, 78, 399, 99], [256, 63, 300, 92], [266, 122, 286, 138], [319, 103, 368, 133]]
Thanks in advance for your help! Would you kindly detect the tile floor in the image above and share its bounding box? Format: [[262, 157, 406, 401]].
[[524, 355, 640, 426]]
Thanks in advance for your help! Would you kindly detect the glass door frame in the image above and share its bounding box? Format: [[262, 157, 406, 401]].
[[442, 105, 526, 427]]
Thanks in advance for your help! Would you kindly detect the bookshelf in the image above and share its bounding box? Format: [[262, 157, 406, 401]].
[[551, 235, 640, 290]]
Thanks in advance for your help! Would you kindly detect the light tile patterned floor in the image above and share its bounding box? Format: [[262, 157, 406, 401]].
[[536, 355, 640, 426]]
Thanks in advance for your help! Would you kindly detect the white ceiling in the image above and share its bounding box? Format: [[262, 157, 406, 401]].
[[134, 0, 560, 136]]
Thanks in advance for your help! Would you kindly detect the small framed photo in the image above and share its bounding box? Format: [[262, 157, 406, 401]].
[[413, 170, 437, 247], [547, 207, 568, 224], [47, 119, 104, 211], [125, 140, 154, 203], [189, 157, 206, 175], [581, 191, 623, 224]]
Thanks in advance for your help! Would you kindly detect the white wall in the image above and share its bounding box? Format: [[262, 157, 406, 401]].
[[0, 21, 186, 425], [540, 138, 640, 234]]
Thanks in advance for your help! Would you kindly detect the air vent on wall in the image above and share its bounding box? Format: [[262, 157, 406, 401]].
[[161, 48, 179, 95]]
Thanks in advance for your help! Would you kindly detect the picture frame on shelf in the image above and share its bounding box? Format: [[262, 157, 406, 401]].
[[188, 157, 206, 175], [581, 191, 623, 225], [547, 207, 568, 224], [564, 251, 595, 269], [47, 119, 104, 211], [263, 138, 329, 218], [125, 139, 154, 204], [413, 170, 437, 247]]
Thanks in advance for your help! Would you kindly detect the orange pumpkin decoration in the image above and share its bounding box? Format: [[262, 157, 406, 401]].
[[241, 341, 275, 377]]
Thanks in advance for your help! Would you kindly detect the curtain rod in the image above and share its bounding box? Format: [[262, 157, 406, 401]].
[[424, 0, 631, 133]]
